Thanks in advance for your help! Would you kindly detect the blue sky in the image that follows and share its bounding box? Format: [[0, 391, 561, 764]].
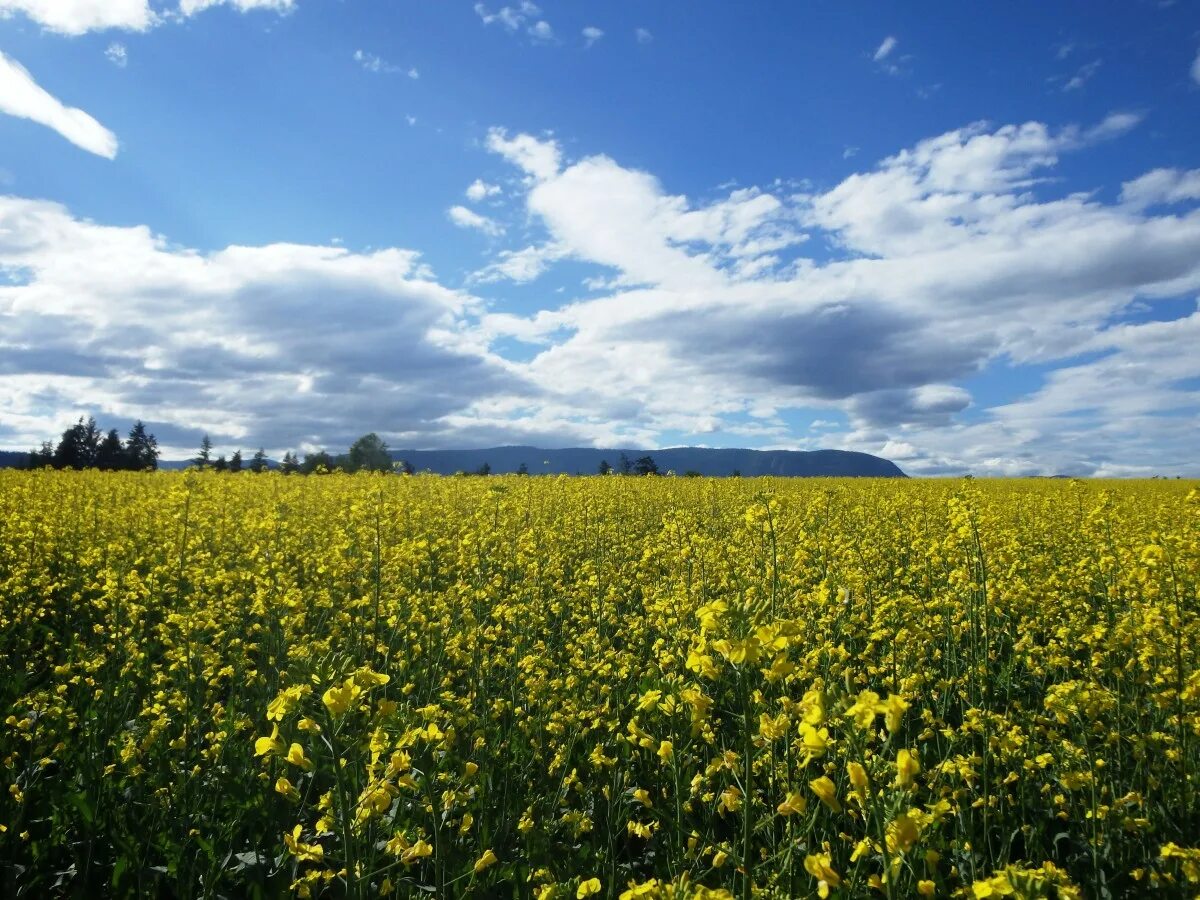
[[1, 0, 1199, 475]]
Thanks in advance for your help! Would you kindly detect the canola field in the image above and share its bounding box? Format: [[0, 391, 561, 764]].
[[1, 470, 1198, 899]]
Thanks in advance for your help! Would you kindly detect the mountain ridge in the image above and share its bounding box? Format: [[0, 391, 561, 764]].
[[388, 446, 906, 477]]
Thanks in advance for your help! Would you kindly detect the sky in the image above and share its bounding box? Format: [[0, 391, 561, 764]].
[[1, 1, 1199, 475]]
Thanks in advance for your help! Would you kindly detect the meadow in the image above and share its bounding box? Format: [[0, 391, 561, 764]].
[[0, 470, 1197, 898]]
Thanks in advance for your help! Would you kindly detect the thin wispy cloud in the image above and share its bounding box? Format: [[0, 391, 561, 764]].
[[354, 49, 406, 75], [635, 28, 653, 44], [1062, 58, 1102, 91], [178, 0, 295, 16], [105, 43, 129, 68], [873, 35, 898, 62], [0, 50, 118, 159], [448, 205, 504, 236], [475, 0, 551, 41]]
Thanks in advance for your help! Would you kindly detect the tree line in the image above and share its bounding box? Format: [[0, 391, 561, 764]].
[[22, 418, 675, 478], [27, 417, 160, 471], [190, 432, 400, 475]]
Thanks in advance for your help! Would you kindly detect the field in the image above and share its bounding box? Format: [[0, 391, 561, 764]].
[[1, 471, 1198, 899]]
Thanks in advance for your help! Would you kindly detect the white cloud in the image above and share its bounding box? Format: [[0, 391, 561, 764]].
[[0, 194, 523, 456], [1121, 168, 1200, 207], [0, 51, 118, 159], [635, 28, 652, 44], [463, 116, 1200, 474], [1061, 58, 1101, 91], [1193, 46, 1200, 85], [472, 243, 565, 284], [408, 67, 419, 80], [486, 128, 562, 181], [105, 43, 128, 68], [475, 1, 548, 38], [582, 26, 603, 47], [0, 0, 154, 34], [353, 49, 401, 75], [466, 179, 502, 202], [0, 0, 294, 34], [873, 36, 897, 62], [178, 0, 295, 15], [447, 205, 504, 236]]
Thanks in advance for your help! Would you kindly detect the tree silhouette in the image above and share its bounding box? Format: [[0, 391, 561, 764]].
[[229, 450, 243, 473], [28, 441, 53, 469], [250, 448, 268, 473], [125, 421, 159, 470], [633, 455, 659, 476], [96, 429, 125, 470], [213, 454, 228, 472], [597, 459, 612, 475], [347, 433, 392, 473], [194, 435, 213, 469], [53, 417, 101, 469], [301, 451, 334, 475]]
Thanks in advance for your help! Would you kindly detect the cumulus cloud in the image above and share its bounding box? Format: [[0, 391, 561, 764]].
[[0, 0, 154, 34], [582, 26, 603, 47], [475, 1, 551, 41], [465, 115, 1200, 475], [466, 179, 502, 202], [0, 51, 119, 159], [635, 28, 652, 44], [0, 195, 525, 455], [0, 0, 294, 34], [447, 205, 504, 237]]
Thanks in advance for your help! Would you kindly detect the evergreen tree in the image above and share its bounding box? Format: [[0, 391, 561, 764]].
[[280, 452, 299, 474], [193, 435, 213, 469], [633, 455, 659, 476], [96, 429, 125, 470], [229, 450, 243, 473], [250, 448, 268, 473], [28, 441, 53, 469], [53, 417, 101, 469], [125, 421, 159, 471], [213, 454, 228, 472], [517, 462, 529, 475], [597, 459, 612, 475], [618, 452, 633, 475]]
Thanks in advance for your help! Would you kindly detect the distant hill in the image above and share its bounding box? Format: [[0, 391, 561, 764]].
[[390, 446, 906, 477], [15, 446, 904, 477], [0, 450, 29, 469]]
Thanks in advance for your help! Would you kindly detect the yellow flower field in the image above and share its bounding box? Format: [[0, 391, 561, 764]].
[[1, 470, 1198, 898]]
